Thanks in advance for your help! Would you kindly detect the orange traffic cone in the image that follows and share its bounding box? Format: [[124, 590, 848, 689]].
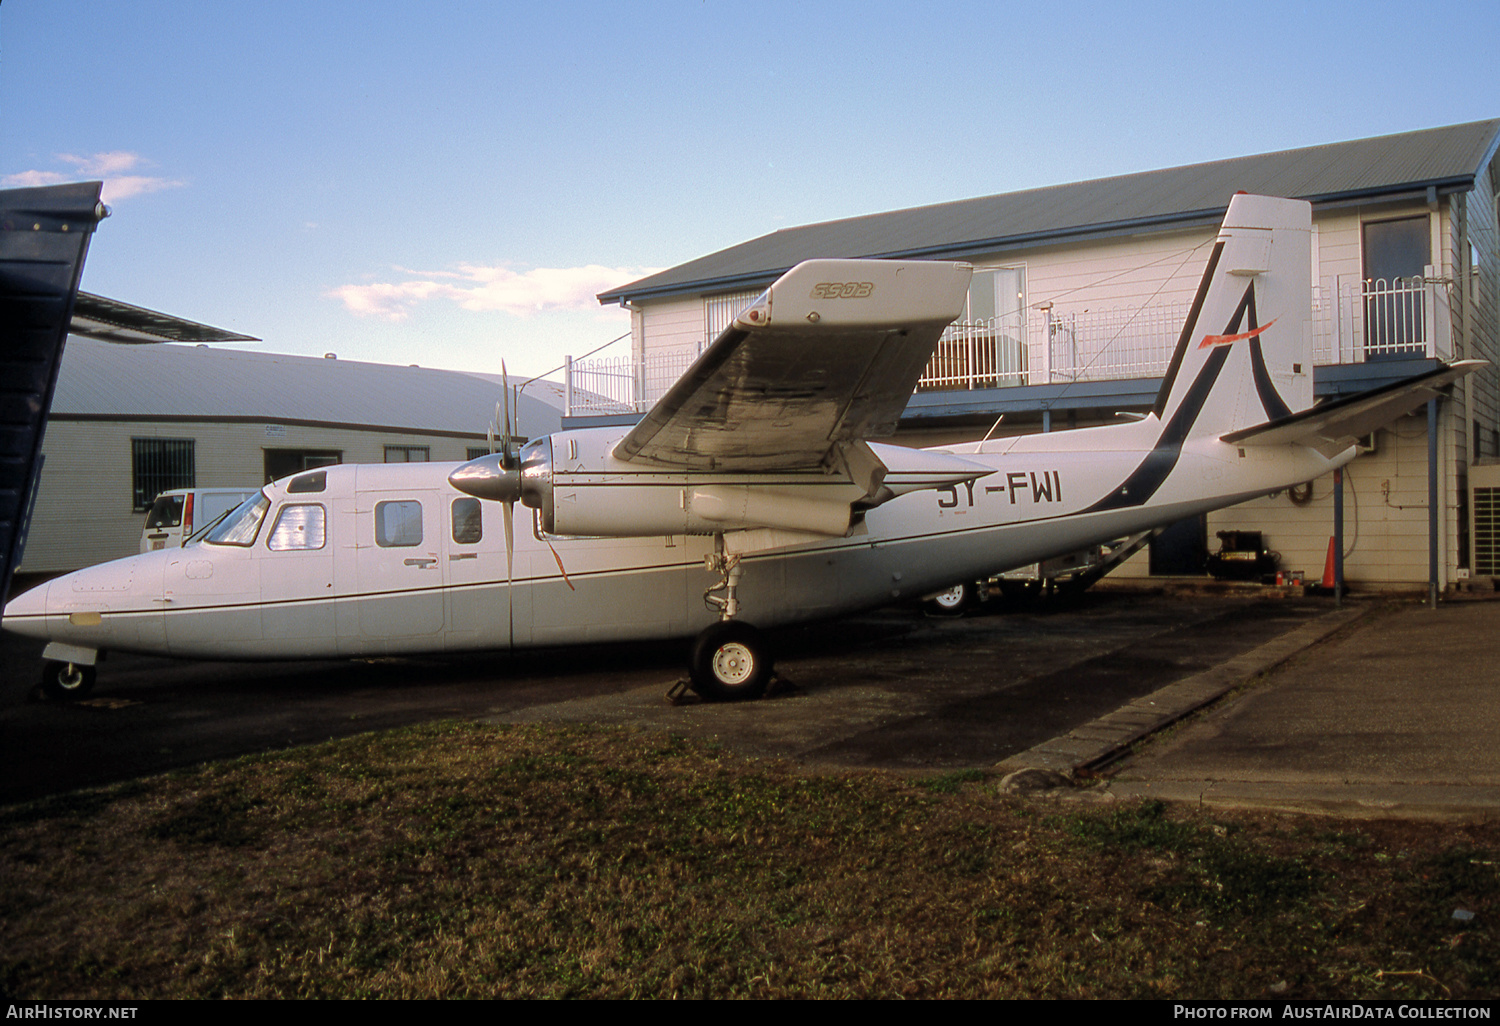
[[1320, 537, 1337, 589]]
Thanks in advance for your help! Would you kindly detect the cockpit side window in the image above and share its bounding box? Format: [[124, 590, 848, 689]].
[[286, 471, 327, 494], [204, 494, 270, 547], [267, 504, 327, 551], [375, 500, 424, 547], [452, 498, 482, 544]]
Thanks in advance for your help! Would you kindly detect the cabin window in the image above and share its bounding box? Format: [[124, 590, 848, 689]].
[[375, 500, 424, 547], [452, 498, 482, 544], [205, 494, 269, 547], [131, 438, 195, 512], [267, 504, 327, 551]]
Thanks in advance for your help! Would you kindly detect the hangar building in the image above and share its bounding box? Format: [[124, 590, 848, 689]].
[[21, 338, 561, 573]]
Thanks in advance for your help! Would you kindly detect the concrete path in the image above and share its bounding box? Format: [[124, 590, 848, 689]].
[[1090, 599, 1500, 820]]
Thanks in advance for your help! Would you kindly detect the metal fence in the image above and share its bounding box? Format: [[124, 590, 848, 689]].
[[564, 277, 1447, 414]]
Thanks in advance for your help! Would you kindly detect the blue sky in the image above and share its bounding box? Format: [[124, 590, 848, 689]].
[[4, 0, 1497, 379]]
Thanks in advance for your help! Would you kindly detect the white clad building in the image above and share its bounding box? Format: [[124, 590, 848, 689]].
[[576, 120, 1500, 590]]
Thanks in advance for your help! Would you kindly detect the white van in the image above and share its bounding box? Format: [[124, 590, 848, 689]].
[[140, 488, 261, 552]]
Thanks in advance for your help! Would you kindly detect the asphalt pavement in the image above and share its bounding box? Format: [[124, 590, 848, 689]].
[[4, 580, 1497, 822]]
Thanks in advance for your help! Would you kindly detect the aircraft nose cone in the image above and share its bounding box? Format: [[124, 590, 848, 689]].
[[2, 579, 51, 640], [449, 453, 521, 503]]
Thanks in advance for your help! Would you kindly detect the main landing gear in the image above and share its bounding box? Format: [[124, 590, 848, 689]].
[[688, 543, 774, 702], [923, 581, 976, 616], [41, 660, 96, 702], [689, 620, 772, 702]]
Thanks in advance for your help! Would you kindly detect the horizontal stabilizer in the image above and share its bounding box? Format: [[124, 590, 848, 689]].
[[1222, 360, 1484, 456]]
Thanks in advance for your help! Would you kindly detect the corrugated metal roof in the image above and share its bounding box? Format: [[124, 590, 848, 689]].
[[602, 119, 1500, 304], [50, 339, 564, 439]]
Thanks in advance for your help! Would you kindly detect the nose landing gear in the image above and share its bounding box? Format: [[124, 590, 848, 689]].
[[41, 661, 96, 702]]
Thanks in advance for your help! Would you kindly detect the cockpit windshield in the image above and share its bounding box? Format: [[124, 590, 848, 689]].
[[203, 493, 270, 547]]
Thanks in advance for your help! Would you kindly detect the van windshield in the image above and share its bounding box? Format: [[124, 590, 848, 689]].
[[203, 494, 270, 547], [144, 494, 185, 529]]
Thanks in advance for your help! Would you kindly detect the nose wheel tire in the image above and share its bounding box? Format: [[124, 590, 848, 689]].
[[41, 661, 96, 702], [689, 621, 772, 702]]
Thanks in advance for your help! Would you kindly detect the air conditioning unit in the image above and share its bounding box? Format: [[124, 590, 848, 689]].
[[1470, 463, 1500, 577]]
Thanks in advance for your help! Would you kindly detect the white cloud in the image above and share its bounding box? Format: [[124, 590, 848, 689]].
[[0, 169, 69, 189], [328, 263, 661, 322], [1, 152, 184, 203]]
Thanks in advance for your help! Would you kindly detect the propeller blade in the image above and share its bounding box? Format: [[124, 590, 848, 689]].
[[503, 499, 515, 643], [503, 500, 515, 584], [500, 360, 513, 463]]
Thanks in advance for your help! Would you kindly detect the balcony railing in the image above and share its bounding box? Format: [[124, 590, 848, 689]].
[[564, 276, 1448, 416]]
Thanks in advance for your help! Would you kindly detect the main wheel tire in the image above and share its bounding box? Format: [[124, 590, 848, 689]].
[[41, 661, 96, 702], [924, 582, 973, 616], [689, 621, 772, 702]]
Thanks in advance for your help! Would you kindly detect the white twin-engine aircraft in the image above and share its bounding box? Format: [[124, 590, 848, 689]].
[[3, 194, 1480, 701]]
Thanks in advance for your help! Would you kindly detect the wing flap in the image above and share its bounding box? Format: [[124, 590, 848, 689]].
[[614, 259, 972, 471]]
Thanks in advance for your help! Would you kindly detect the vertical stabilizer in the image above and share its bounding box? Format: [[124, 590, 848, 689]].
[[0, 182, 108, 606], [1152, 194, 1313, 440]]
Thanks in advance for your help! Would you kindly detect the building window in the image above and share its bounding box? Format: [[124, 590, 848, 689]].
[[384, 445, 430, 463], [264, 449, 341, 484], [466, 447, 490, 461], [1362, 216, 1429, 355], [131, 438, 195, 512], [924, 267, 1026, 389], [704, 290, 763, 347]]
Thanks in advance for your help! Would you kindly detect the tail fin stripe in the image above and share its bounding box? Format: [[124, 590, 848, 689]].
[[1153, 241, 1224, 418], [1216, 282, 1293, 422], [1249, 337, 1292, 420], [1237, 285, 1293, 421]]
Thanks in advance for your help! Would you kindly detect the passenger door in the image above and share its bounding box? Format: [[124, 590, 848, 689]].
[[442, 494, 517, 650], [258, 500, 336, 651], [352, 484, 445, 644]]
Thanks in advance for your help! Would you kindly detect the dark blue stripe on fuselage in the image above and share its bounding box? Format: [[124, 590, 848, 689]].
[[1083, 346, 1230, 513]]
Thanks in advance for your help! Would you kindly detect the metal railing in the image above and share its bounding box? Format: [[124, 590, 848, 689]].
[[563, 277, 1449, 415], [564, 349, 702, 416], [916, 317, 1026, 391]]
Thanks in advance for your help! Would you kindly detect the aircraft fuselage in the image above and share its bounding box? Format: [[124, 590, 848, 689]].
[[2, 420, 1346, 665]]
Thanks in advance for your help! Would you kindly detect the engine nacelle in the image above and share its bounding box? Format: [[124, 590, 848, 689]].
[[529, 429, 863, 537], [451, 426, 994, 540]]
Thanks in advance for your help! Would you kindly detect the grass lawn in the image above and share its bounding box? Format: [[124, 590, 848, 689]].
[[2, 721, 1496, 998]]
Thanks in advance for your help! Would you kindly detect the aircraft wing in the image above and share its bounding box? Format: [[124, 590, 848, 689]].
[[613, 259, 973, 472], [1223, 360, 1484, 457]]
